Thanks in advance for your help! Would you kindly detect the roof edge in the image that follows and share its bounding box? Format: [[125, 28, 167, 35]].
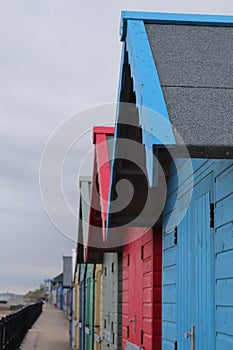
[[120, 11, 233, 40], [79, 175, 91, 183], [93, 126, 114, 144]]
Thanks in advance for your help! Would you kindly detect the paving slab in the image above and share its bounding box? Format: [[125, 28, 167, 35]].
[[20, 303, 71, 350]]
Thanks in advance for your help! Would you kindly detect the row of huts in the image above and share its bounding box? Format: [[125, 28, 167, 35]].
[[45, 256, 73, 319], [72, 125, 154, 350], [55, 11, 233, 350]]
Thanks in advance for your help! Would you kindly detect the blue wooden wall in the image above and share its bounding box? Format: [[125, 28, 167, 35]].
[[215, 161, 233, 349], [162, 159, 233, 350]]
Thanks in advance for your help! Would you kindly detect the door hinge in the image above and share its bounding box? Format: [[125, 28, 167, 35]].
[[174, 227, 178, 245], [141, 246, 144, 260], [127, 254, 130, 266], [140, 329, 144, 344], [126, 325, 129, 338], [174, 340, 177, 350], [210, 203, 214, 228]]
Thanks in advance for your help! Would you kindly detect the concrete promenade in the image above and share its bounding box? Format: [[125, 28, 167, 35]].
[[20, 303, 71, 350]]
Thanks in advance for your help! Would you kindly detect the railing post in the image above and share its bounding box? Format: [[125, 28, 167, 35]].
[[0, 318, 3, 349]]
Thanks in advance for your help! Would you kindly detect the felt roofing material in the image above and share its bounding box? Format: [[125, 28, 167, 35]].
[[146, 24, 233, 157]]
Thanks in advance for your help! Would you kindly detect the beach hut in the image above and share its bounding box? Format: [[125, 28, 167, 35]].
[[94, 264, 102, 350], [62, 256, 72, 318], [107, 172, 162, 350], [75, 169, 104, 350], [85, 264, 95, 350], [102, 252, 122, 350], [107, 11, 233, 350], [51, 273, 63, 310], [86, 126, 122, 350], [75, 176, 92, 350], [70, 249, 77, 349], [79, 264, 86, 350], [73, 267, 80, 350]]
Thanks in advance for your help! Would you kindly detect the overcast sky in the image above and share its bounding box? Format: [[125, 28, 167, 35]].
[[1, 1, 233, 294]]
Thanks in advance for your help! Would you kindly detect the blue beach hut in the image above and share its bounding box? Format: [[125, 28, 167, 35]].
[[107, 11, 233, 350]]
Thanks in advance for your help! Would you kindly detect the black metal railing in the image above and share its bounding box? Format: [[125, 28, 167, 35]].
[[0, 301, 43, 350]]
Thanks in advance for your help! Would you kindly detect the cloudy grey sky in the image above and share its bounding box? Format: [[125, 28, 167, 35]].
[[1, 1, 233, 294]]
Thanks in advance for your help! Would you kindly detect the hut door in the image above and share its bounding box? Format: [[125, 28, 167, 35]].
[[79, 267, 86, 350], [85, 274, 94, 350], [177, 173, 215, 350], [128, 239, 143, 346], [94, 267, 102, 350]]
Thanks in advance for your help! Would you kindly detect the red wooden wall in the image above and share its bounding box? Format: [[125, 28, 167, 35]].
[[122, 228, 162, 350]]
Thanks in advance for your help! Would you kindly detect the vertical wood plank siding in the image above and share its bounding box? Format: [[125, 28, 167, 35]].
[[162, 159, 233, 349], [102, 252, 122, 350], [122, 229, 162, 350], [215, 162, 233, 349]]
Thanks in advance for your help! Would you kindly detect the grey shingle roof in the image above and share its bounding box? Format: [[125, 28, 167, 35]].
[[146, 24, 233, 156]]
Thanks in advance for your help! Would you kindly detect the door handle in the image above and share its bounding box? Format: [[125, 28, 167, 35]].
[[183, 325, 195, 350], [183, 333, 191, 339], [128, 315, 136, 333]]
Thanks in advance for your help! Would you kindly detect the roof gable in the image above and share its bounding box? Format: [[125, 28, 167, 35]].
[[114, 12, 233, 187], [86, 127, 115, 263], [106, 11, 233, 231], [92, 126, 114, 228]]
